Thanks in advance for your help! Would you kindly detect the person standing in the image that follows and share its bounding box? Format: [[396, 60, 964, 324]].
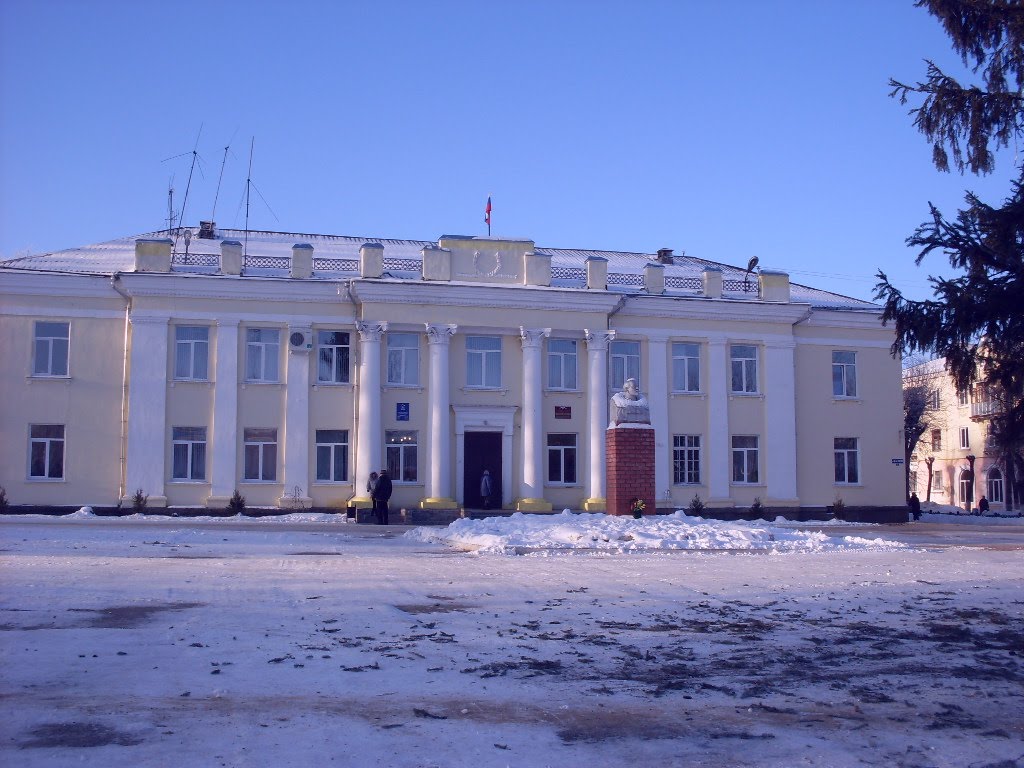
[[909, 492, 921, 521], [372, 468, 393, 525], [978, 495, 990, 515], [480, 469, 494, 509], [365, 471, 379, 524]]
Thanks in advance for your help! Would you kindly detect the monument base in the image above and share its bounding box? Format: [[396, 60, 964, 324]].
[[606, 425, 655, 516]]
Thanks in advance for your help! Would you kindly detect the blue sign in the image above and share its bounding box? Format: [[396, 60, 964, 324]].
[[396, 403, 410, 422]]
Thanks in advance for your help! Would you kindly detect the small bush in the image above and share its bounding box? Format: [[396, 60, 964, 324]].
[[0, 486, 8, 514], [227, 490, 246, 515], [832, 496, 846, 519], [687, 494, 706, 516], [131, 488, 149, 513], [749, 497, 765, 516]]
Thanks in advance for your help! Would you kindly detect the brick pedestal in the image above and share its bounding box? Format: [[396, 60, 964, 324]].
[[606, 425, 655, 516]]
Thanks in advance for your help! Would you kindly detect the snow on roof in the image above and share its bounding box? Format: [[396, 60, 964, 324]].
[[1, 226, 878, 310]]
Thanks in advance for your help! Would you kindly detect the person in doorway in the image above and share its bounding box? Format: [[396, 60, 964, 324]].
[[909, 492, 921, 521], [480, 469, 494, 510], [366, 471, 378, 495], [978, 495, 990, 515], [372, 468, 393, 525]]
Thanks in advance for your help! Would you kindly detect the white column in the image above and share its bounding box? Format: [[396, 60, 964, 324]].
[[764, 341, 799, 504], [423, 324, 457, 507], [280, 325, 312, 508], [584, 330, 614, 510], [124, 315, 169, 506], [354, 321, 386, 501], [518, 327, 551, 511], [647, 336, 670, 503], [707, 339, 730, 504], [208, 319, 239, 506]]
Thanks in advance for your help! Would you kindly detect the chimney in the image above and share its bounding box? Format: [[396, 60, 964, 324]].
[[198, 221, 217, 239], [291, 243, 313, 279], [758, 269, 791, 302], [585, 256, 608, 290], [422, 245, 451, 281], [220, 240, 243, 275], [702, 267, 722, 298], [360, 242, 383, 278], [523, 251, 551, 287], [656, 248, 674, 265], [134, 238, 173, 273], [644, 262, 665, 295]]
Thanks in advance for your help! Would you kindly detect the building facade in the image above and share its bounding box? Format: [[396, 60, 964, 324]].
[[1, 227, 906, 517], [904, 358, 1008, 512]]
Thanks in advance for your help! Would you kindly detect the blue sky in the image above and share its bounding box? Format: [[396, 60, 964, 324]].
[[0, 0, 1017, 302]]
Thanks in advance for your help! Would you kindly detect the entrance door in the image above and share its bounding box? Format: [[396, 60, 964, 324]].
[[464, 432, 502, 509]]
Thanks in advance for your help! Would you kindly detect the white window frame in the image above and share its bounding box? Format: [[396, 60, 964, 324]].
[[29, 424, 65, 480], [547, 339, 578, 390], [730, 345, 758, 394], [834, 437, 859, 484], [171, 427, 207, 481], [546, 433, 578, 485], [610, 340, 640, 393], [731, 435, 759, 484], [466, 336, 502, 389], [174, 326, 209, 381], [959, 427, 970, 450], [243, 428, 278, 482], [317, 330, 350, 385], [928, 389, 940, 409], [957, 389, 969, 406], [33, 321, 70, 377], [245, 328, 280, 383], [672, 434, 701, 485], [386, 430, 418, 483], [832, 350, 857, 398], [932, 470, 944, 491], [386, 332, 420, 386], [672, 342, 700, 393], [315, 429, 349, 483], [987, 468, 1004, 504], [931, 429, 942, 452]]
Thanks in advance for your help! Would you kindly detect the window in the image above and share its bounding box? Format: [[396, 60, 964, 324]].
[[987, 468, 1004, 504], [731, 435, 759, 484], [932, 470, 944, 491], [174, 326, 209, 381], [672, 343, 700, 393], [957, 389, 969, 406], [243, 428, 277, 481], [547, 339, 578, 390], [986, 430, 997, 450], [33, 321, 69, 376], [730, 345, 758, 393], [317, 330, 350, 384], [610, 340, 640, 392], [928, 389, 940, 409], [931, 429, 942, 451], [958, 469, 973, 507], [315, 429, 349, 482], [959, 427, 970, 450], [466, 336, 502, 388], [29, 424, 64, 479], [172, 427, 207, 481], [673, 435, 701, 484], [547, 433, 578, 484], [832, 351, 857, 397], [386, 333, 419, 386], [834, 437, 859, 484], [386, 430, 418, 482], [909, 470, 918, 494], [245, 328, 280, 382]]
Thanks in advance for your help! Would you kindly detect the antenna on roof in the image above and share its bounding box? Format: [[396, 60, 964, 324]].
[[209, 128, 237, 224], [165, 177, 177, 234], [244, 137, 254, 258], [162, 126, 205, 258]]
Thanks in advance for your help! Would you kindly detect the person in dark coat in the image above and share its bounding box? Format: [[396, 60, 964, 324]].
[[909, 492, 921, 521], [978, 495, 990, 514], [372, 468, 393, 525]]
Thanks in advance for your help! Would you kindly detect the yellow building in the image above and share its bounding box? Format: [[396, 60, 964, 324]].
[[0, 225, 906, 519]]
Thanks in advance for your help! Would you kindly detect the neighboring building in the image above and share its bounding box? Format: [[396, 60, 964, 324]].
[[0, 225, 906, 517], [904, 358, 1007, 512]]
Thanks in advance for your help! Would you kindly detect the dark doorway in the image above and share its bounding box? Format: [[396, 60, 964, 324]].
[[464, 432, 502, 509]]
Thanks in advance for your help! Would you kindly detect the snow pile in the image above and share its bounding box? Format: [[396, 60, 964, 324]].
[[405, 510, 908, 555]]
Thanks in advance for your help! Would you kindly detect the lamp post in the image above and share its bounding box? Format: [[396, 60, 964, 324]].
[[966, 454, 976, 514]]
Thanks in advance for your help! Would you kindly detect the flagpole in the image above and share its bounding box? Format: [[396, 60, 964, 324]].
[[485, 194, 492, 237]]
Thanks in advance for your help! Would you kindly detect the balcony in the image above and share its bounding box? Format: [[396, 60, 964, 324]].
[[971, 401, 1000, 419]]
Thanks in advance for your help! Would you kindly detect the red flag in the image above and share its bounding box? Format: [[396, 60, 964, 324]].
[[484, 196, 492, 226]]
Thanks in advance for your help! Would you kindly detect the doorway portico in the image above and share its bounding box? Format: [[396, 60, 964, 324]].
[[453, 405, 517, 509]]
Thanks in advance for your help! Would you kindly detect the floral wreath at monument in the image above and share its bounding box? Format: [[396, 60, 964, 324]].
[[630, 498, 646, 518]]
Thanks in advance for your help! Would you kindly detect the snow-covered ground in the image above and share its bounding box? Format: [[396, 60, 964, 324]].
[[1, 511, 1022, 767]]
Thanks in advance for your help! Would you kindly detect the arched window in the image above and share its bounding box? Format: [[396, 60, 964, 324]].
[[958, 470, 973, 509], [987, 467, 1004, 504]]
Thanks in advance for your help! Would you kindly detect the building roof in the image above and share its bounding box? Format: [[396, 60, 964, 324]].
[[0, 226, 878, 311]]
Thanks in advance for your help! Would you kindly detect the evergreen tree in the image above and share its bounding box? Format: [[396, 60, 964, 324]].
[[876, 0, 1024, 509]]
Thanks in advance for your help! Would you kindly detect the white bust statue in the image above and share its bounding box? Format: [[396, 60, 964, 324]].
[[610, 378, 650, 425]]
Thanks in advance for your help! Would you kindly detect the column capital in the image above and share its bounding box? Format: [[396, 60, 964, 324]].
[[519, 327, 551, 348], [355, 320, 388, 342], [584, 329, 615, 351], [425, 323, 457, 345]]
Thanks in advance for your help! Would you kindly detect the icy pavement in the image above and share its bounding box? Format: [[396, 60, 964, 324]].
[[1, 513, 1022, 767]]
